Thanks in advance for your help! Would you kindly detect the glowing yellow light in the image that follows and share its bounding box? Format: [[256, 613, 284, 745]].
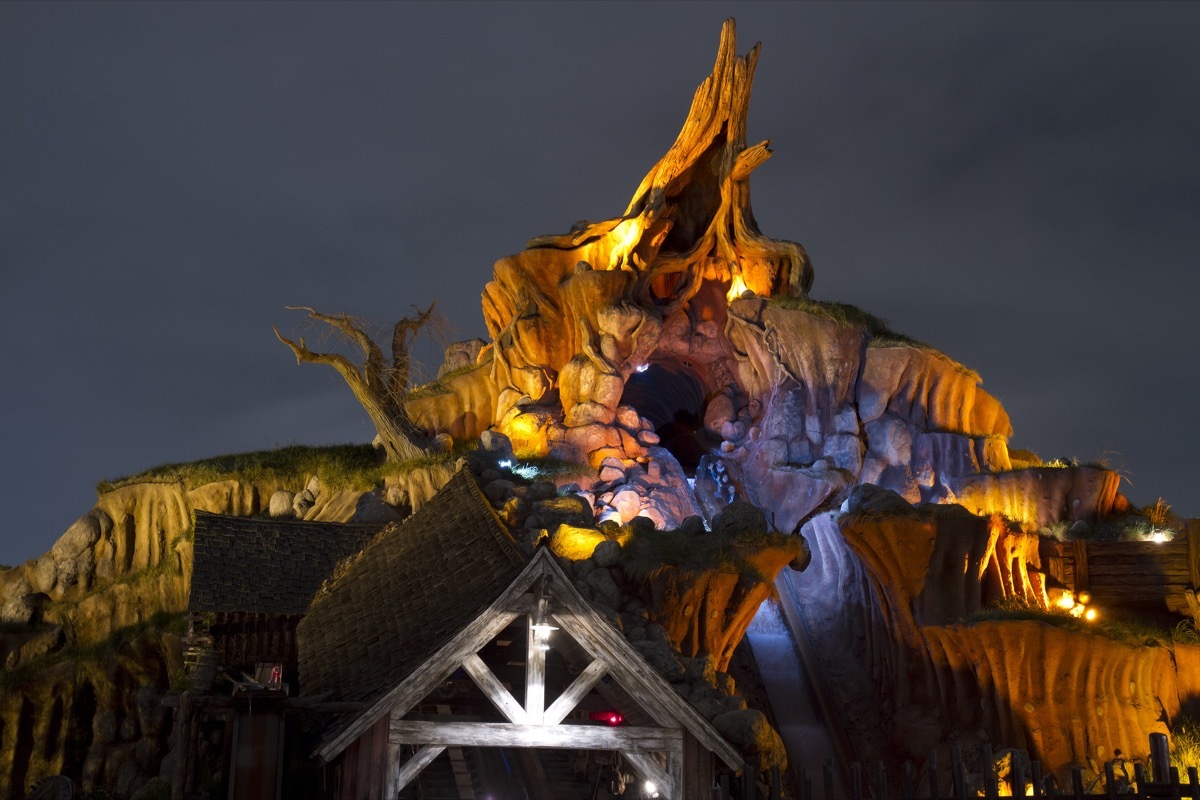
[[1149, 530, 1170, 544], [1077, 591, 1092, 605], [1084, 608, 1098, 622], [1056, 594, 1076, 611], [1069, 604, 1086, 618], [727, 272, 749, 301]]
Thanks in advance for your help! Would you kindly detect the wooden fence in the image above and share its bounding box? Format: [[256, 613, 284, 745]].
[[714, 734, 1196, 800]]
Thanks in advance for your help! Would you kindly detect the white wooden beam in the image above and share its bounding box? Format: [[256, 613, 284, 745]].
[[544, 657, 609, 726], [316, 605, 521, 761], [461, 653, 527, 724], [393, 744, 445, 794], [385, 740, 401, 797], [526, 596, 548, 724], [622, 752, 676, 800], [388, 720, 684, 752]]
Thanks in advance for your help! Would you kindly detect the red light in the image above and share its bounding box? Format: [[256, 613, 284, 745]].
[[588, 710, 624, 726]]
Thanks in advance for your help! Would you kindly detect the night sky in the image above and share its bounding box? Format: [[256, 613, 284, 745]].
[[3, 3, 1198, 567]]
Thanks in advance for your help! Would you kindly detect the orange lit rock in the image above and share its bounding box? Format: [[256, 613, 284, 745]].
[[947, 465, 1122, 529], [791, 499, 1190, 783]]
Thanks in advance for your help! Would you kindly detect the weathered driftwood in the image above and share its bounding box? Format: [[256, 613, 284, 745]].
[[275, 303, 435, 461]]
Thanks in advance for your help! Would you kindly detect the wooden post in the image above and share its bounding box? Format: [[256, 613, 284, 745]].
[[983, 743, 998, 799], [951, 748, 965, 800], [526, 596, 548, 725], [770, 765, 783, 800], [1071, 767, 1085, 800], [1104, 761, 1117, 800], [1150, 732, 1171, 783], [851, 762, 863, 800], [1187, 766, 1199, 800], [1073, 541, 1090, 594], [1032, 761, 1043, 798], [930, 750, 940, 800], [877, 761, 888, 800], [1013, 754, 1027, 799], [1186, 521, 1200, 589], [824, 758, 836, 800], [743, 761, 755, 800], [902, 761, 915, 800], [1134, 763, 1147, 794], [719, 772, 730, 800]]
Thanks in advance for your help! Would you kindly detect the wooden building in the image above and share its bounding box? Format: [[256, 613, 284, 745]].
[[176, 469, 743, 799]]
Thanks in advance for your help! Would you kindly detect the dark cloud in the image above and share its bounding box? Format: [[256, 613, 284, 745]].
[[2, 2, 1198, 565]]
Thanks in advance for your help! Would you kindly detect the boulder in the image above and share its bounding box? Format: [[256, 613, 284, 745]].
[[712, 501, 769, 537], [479, 429, 514, 460], [632, 639, 684, 681], [712, 709, 787, 772], [592, 539, 622, 568], [438, 338, 487, 377], [268, 490, 295, 518]]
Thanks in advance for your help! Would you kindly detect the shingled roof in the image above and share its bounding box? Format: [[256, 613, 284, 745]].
[[297, 467, 525, 704], [189, 511, 387, 615]]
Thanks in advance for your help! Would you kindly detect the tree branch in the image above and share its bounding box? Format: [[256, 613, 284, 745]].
[[285, 306, 387, 397]]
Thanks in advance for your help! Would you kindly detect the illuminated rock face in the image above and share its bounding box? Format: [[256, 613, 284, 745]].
[[405, 20, 1119, 535], [791, 502, 1189, 781]]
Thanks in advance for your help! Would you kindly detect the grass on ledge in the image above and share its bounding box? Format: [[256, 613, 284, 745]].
[[98, 442, 467, 497], [406, 363, 485, 400], [620, 522, 800, 584], [767, 296, 978, 378], [966, 597, 1200, 648], [97, 443, 383, 495]]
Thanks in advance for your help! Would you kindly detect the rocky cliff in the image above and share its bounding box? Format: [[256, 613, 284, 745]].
[[0, 455, 455, 798], [787, 492, 1196, 785]]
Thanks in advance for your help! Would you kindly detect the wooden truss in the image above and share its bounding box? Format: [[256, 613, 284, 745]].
[[316, 548, 742, 798]]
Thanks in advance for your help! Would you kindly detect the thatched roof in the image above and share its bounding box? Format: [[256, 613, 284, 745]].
[[189, 511, 386, 616], [297, 468, 524, 703]]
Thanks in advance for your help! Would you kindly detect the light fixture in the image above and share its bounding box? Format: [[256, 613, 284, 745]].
[[530, 621, 558, 638], [499, 459, 513, 469], [635, 363, 649, 373], [643, 779, 660, 798], [531, 576, 557, 645]]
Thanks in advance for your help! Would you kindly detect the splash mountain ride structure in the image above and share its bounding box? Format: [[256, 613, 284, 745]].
[[2, 19, 1199, 800]]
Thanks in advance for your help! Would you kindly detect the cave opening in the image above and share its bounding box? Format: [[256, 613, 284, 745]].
[[619, 358, 720, 474]]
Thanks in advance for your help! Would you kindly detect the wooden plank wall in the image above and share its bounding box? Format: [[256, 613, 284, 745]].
[[1042, 537, 1195, 617], [338, 714, 391, 800]]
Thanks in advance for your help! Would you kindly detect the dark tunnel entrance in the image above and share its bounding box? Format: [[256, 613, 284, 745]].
[[619, 360, 721, 474]]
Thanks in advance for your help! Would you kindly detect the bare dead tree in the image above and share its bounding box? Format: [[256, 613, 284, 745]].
[[274, 303, 437, 462]]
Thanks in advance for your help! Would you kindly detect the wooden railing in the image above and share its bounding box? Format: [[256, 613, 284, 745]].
[[714, 734, 1197, 800]]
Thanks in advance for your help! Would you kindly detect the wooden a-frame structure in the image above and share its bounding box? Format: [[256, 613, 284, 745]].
[[313, 547, 743, 798]]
